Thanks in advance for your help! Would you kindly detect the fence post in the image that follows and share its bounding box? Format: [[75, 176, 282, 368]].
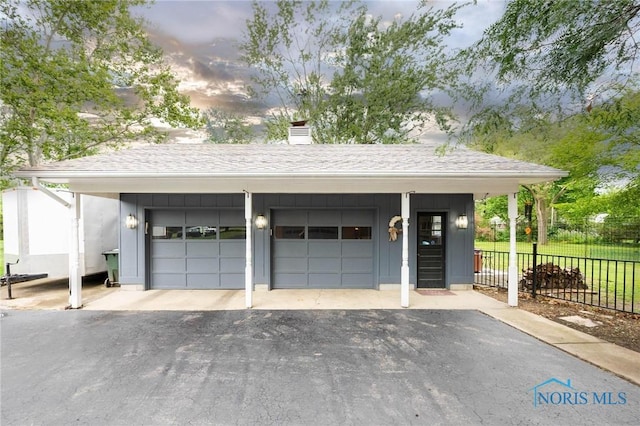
[[532, 243, 537, 298]]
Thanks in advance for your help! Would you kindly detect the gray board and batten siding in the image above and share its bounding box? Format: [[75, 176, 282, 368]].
[[119, 193, 474, 290]]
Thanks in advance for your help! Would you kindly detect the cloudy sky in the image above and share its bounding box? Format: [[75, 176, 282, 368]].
[[132, 0, 507, 140], [139, 0, 505, 44]]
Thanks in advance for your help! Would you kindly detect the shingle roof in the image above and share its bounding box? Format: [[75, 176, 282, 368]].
[[15, 142, 566, 197], [17, 142, 564, 178]]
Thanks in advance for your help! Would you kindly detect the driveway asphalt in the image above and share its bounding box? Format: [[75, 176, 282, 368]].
[[1, 309, 638, 425], [3, 279, 640, 387]]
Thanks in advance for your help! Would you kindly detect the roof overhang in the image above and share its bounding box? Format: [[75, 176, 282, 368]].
[[13, 143, 567, 199], [18, 174, 561, 199]]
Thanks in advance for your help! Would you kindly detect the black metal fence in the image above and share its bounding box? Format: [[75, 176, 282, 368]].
[[474, 248, 640, 314]]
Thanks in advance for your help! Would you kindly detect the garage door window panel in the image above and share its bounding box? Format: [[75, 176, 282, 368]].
[[152, 226, 183, 239], [275, 226, 306, 239], [219, 226, 246, 240], [342, 226, 372, 240], [186, 226, 217, 239], [308, 226, 338, 239]]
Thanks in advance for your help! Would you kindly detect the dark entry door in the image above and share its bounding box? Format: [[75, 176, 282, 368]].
[[417, 213, 446, 288]]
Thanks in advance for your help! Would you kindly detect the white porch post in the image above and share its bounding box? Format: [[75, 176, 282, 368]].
[[507, 192, 518, 307], [244, 191, 253, 308], [401, 192, 411, 308], [68, 193, 82, 309]]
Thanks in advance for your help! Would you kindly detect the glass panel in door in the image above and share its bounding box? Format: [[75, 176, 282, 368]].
[[417, 213, 446, 288]]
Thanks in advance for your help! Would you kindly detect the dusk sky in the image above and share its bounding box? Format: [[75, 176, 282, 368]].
[[131, 1, 507, 141], [138, 0, 505, 45]]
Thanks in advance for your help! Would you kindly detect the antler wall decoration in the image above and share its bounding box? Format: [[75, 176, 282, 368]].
[[388, 215, 403, 241]]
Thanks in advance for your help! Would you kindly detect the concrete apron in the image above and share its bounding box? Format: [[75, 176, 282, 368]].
[[84, 288, 505, 311], [1, 278, 115, 311], [1, 278, 503, 311]]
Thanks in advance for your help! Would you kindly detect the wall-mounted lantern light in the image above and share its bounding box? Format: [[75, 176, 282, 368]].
[[455, 214, 468, 230], [125, 213, 139, 229], [255, 214, 268, 230]]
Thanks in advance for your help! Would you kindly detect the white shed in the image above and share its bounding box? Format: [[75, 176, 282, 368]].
[[2, 186, 119, 279]]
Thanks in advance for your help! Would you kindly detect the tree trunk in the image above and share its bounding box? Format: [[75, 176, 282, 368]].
[[535, 196, 548, 245]]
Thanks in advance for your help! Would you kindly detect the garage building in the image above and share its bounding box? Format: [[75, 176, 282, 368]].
[[14, 137, 566, 308]]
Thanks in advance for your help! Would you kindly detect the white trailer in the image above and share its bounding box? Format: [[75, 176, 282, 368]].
[[2, 186, 119, 279]]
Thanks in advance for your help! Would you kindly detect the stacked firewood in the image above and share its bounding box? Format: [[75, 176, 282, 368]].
[[519, 263, 587, 290]]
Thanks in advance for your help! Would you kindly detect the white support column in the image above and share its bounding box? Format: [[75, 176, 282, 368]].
[[401, 192, 411, 308], [68, 193, 82, 309], [245, 192, 253, 308], [507, 192, 518, 307]]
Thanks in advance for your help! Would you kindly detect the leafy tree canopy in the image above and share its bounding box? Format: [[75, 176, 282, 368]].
[[600, 178, 640, 219], [586, 87, 640, 178], [204, 108, 254, 144], [240, 0, 464, 143], [0, 0, 202, 188], [463, 0, 640, 240], [463, 0, 640, 116], [470, 88, 640, 240]]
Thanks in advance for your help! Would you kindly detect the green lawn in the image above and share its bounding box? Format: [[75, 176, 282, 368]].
[[475, 241, 639, 312], [474, 241, 640, 261]]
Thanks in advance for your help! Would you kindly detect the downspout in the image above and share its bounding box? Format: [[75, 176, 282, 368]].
[[31, 177, 82, 308]]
